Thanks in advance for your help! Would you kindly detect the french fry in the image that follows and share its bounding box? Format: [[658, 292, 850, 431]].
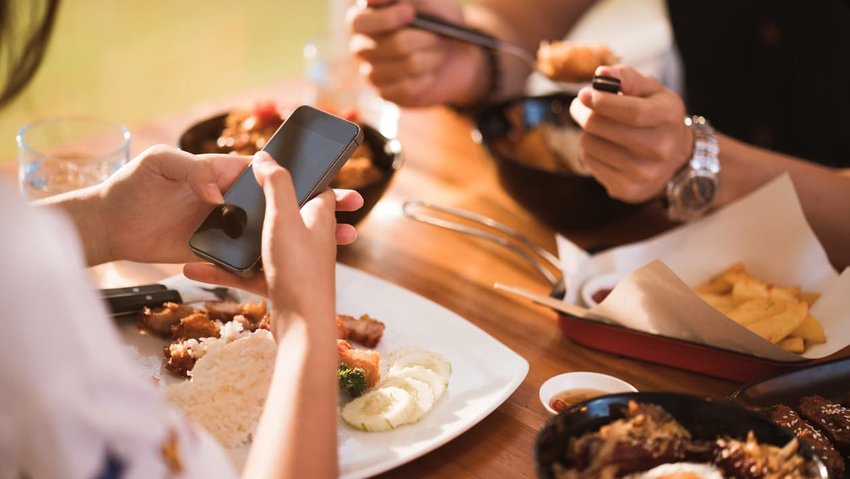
[[744, 299, 808, 343], [800, 291, 821, 305], [697, 293, 741, 314], [731, 276, 769, 300], [790, 314, 826, 343], [778, 336, 805, 354], [693, 263, 825, 354], [726, 298, 778, 326], [694, 262, 747, 295]]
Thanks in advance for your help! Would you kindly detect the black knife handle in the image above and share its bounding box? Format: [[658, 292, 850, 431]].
[[105, 289, 183, 316], [100, 284, 167, 298]]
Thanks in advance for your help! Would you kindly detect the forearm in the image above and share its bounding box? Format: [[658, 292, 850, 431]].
[[35, 185, 111, 266], [243, 312, 339, 479], [714, 134, 850, 269], [463, 0, 596, 101]]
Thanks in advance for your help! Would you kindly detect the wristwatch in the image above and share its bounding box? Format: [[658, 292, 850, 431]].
[[665, 115, 720, 222]]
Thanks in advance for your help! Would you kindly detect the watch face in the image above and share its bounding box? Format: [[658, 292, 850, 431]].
[[680, 174, 717, 213]]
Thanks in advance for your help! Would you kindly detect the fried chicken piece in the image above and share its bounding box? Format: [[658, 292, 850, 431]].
[[338, 314, 385, 348], [204, 301, 244, 322], [337, 339, 380, 387], [234, 313, 269, 332], [140, 302, 195, 337], [536, 41, 618, 83], [164, 341, 197, 377], [241, 300, 267, 322], [171, 312, 220, 341], [204, 300, 268, 330], [764, 404, 844, 477]]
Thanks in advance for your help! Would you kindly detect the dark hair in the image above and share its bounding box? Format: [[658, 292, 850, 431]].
[[0, 0, 60, 107]]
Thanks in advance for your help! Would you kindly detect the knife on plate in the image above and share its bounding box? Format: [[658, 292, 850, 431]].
[[100, 279, 238, 317]]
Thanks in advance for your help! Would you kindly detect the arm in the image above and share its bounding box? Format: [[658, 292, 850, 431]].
[[36, 145, 249, 267], [714, 135, 850, 268], [36, 145, 361, 267], [569, 65, 850, 268], [348, 0, 595, 107], [183, 152, 363, 478]]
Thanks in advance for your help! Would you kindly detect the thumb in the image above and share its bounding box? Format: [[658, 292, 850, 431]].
[[251, 151, 302, 231], [595, 64, 664, 98]]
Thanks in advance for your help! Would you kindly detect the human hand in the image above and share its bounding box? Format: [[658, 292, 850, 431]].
[[183, 152, 363, 310], [88, 145, 250, 264], [569, 65, 694, 203], [348, 0, 485, 106]]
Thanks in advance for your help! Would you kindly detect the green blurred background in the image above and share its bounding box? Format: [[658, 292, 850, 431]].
[[1, 0, 337, 162]]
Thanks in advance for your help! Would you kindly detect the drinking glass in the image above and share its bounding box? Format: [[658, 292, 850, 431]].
[[17, 116, 131, 200], [303, 34, 400, 139]]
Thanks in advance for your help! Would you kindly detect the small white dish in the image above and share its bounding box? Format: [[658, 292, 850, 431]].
[[539, 371, 637, 415], [580, 271, 625, 308]]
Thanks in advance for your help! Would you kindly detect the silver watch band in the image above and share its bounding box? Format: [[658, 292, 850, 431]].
[[665, 115, 720, 222]]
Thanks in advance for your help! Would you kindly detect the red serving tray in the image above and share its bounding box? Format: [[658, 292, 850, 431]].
[[557, 313, 811, 383]]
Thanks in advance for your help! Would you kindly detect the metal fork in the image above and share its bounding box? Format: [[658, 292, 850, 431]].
[[200, 286, 239, 302]]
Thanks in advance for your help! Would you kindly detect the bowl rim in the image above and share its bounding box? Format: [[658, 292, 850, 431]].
[[177, 110, 403, 176], [538, 371, 637, 415]]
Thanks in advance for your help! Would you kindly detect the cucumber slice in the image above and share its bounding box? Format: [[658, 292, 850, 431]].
[[341, 386, 416, 432], [388, 365, 447, 401], [379, 376, 435, 423], [387, 348, 452, 384]]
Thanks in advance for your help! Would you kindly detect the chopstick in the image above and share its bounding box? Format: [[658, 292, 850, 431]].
[[494, 282, 589, 318], [409, 13, 536, 68]]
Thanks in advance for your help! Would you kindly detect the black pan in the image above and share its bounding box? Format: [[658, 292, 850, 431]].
[[535, 391, 829, 478]]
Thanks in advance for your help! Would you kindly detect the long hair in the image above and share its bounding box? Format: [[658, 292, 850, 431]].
[[0, 0, 60, 107]]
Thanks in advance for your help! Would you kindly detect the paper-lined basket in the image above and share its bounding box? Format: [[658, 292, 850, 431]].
[[554, 175, 850, 380]]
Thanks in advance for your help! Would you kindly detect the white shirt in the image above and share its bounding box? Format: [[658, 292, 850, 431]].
[[0, 180, 238, 479]]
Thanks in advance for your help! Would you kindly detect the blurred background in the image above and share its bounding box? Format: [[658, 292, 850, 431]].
[[0, 0, 341, 162]]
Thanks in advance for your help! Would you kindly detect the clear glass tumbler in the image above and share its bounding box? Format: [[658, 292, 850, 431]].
[[17, 116, 131, 200]]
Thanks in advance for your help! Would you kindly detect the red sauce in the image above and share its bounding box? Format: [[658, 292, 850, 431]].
[[591, 288, 612, 304], [549, 388, 607, 413]]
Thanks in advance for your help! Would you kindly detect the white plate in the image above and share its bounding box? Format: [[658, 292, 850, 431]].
[[117, 263, 529, 478]]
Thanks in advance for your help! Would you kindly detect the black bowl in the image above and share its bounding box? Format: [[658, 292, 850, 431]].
[[178, 112, 402, 226], [535, 392, 830, 478], [474, 93, 644, 230]]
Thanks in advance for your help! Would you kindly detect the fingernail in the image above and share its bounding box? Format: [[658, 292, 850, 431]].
[[253, 151, 274, 165]]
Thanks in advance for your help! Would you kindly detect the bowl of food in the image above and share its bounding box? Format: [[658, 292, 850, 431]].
[[535, 392, 829, 479], [539, 372, 637, 415], [473, 93, 645, 230], [179, 101, 402, 225]]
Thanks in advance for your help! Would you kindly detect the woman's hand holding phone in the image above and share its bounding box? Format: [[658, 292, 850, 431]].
[[183, 151, 364, 314]]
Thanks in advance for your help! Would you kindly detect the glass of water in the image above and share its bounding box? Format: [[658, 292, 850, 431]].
[[17, 116, 131, 200]]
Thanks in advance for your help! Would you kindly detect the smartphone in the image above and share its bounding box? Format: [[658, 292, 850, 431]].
[[188, 105, 363, 276]]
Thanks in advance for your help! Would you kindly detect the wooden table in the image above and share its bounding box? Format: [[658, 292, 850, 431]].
[[0, 79, 774, 478]]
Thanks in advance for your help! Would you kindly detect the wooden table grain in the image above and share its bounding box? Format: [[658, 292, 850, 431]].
[[0, 80, 764, 479]]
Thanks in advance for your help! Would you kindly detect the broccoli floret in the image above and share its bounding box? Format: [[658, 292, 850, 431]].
[[338, 363, 369, 398]]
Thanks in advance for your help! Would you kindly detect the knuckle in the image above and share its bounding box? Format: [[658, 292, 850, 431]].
[[143, 144, 175, 159]]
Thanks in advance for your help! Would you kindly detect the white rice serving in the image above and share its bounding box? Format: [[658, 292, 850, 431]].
[[165, 328, 277, 447]]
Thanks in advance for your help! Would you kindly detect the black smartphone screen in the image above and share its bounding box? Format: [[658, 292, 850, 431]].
[[188, 106, 362, 275]]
